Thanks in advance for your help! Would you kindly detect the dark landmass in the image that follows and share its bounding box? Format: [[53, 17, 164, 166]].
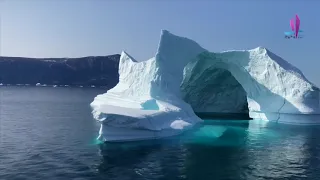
[[0, 55, 120, 88]]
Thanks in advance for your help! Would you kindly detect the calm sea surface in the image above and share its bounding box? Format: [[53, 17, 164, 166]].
[[0, 86, 320, 180]]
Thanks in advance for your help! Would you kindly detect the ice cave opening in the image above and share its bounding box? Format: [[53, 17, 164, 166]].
[[180, 59, 251, 120]]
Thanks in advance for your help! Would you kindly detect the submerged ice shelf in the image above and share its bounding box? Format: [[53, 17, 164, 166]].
[[91, 30, 320, 142]]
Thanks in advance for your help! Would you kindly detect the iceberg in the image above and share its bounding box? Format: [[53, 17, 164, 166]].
[[91, 30, 320, 142]]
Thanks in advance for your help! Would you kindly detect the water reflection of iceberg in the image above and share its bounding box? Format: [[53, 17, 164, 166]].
[[245, 120, 315, 179], [96, 138, 187, 179], [96, 119, 319, 179], [181, 120, 249, 147]]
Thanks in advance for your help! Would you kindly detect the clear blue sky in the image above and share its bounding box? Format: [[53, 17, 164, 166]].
[[1, 0, 320, 86]]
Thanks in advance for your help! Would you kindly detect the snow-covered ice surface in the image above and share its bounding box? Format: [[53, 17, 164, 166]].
[[91, 30, 320, 142]]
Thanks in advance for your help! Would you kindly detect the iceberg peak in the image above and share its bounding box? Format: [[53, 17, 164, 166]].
[[120, 51, 138, 63], [252, 46, 268, 54], [161, 29, 171, 35]]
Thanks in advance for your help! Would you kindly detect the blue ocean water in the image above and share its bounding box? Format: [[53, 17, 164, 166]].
[[0, 86, 320, 180]]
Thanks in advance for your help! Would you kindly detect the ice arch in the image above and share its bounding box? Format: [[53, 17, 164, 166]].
[[181, 60, 249, 118], [91, 30, 320, 142]]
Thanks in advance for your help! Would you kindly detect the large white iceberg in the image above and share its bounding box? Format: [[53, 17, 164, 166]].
[[91, 30, 320, 142]]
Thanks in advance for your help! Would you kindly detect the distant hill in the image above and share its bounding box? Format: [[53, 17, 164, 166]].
[[0, 54, 120, 88]]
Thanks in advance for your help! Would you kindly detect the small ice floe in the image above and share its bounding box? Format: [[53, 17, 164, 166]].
[[36, 83, 41, 86], [53, 85, 57, 88], [91, 85, 95, 88]]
